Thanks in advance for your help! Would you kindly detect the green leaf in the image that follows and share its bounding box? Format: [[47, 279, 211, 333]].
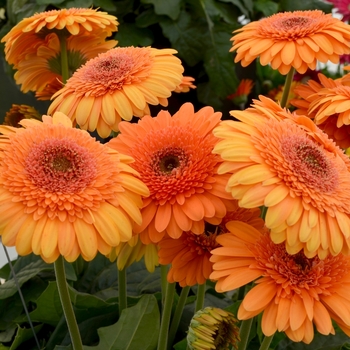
[[160, 10, 206, 67], [253, 0, 279, 17], [174, 338, 187, 350], [115, 22, 154, 47], [219, 0, 253, 17], [0, 259, 52, 299], [141, 0, 181, 20], [84, 294, 160, 350], [0, 328, 16, 343], [36, 0, 65, 4], [136, 8, 166, 28], [28, 281, 62, 326], [92, 0, 117, 12], [9, 324, 42, 350], [279, 0, 333, 12]]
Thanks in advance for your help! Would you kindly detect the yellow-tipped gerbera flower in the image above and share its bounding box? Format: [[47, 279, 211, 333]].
[[0, 112, 149, 263], [1, 7, 119, 67], [48, 46, 185, 138], [231, 10, 350, 74]]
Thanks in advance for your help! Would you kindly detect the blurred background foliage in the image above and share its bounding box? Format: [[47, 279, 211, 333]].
[[0, 0, 333, 120]]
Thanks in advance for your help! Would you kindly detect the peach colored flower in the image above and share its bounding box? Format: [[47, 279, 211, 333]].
[[48, 46, 184, 138], [213, 96, 350, 258], [0, 112, 149, 263], [210, 222, 350, 343], [231, 10, 350, 74], [3, 104, 41, 127], [108, 103, 233, 244]]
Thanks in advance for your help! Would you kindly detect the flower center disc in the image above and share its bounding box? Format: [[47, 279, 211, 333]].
[[25, 138, 97, 193]]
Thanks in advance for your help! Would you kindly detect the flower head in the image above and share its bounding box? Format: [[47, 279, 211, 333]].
[[48, 46, 184, 138], [210, 223, 350, 343], [213, 96, 350, 258], [1, 7, 119, 67], [187, 307, 239, 350], [158, 203, 264, 287], [174, 76, 196, 93], [231, 10, 350, 74], [0, 112, 149, 263], [227, 79, 254, 106], [3, 104, 41, 127], [14, 32, 117, 99], [108, 103, 233, 244]]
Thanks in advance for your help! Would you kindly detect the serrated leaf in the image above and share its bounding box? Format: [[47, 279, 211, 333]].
[[160, 10, 206, 67], [84, 294, 160, 350], [141, 0, 181, 20], [28, 281, 62, 326], [9, 324, 42, 350], [0, 259, 52, 299], [115, 22, 154, 47]]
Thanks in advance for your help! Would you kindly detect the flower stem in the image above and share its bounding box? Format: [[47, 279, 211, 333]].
[[58, 31, 69, 83], [259, 334, 274, 350], [238, 318, 254, 350], [118, 267, 127, 315], [54, 255, 83, 350], [195, 282, 206, 312], [157, 281, 176, 350], [280, 67, 295, 109], [161, 264, 168, 303], [167, 286, 190, 349]]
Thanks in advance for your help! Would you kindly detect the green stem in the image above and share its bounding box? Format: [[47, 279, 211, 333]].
[[237, 285, 246, 300], [58, 31, 69, 83], [259, 334, 274, 350], [195, 282, 206, 312], [118, 267, 127, 315], [161, 264, 168, 303], [238, 318, 254, 350], [167, 286, 190, 350], [260, 205, 268, 221], [157, 282, 176, 350], [54, 255, 83, 350], [280, 67, 295, 109]]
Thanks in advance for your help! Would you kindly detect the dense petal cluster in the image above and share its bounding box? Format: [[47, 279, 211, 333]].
[[49, 46, 184, 138], [3, 104, 41, 127], [210, 222, 350, 343], [108, 103, 233, 244], [213, 96, 350, 258], [231, 10, 350, 74], [0, 113, 149, 263], [291, 73, 350, 148], [158, 202, 264, 287]]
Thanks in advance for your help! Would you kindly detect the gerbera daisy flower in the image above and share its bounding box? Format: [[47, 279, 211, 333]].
[[108, 102, 233, 244], [210, 222, 350, 343], [231, 10, 350, 74], [13, 32, 117, 99], [109, 235, 159, 272], [1, 7, 119, 67], [0, 112, 149, 263], [158, 203, 264, 287], [3, 104, 41, 127], [227, 79, 254, 107], [213, 96, 350, 258], [187, 307, 240, 350], [48, 46, 184, 138], [291, 73, 350, 148]]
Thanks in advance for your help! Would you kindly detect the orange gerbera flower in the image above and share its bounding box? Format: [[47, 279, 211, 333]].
[[174, 76, 196, 93], [108, 102, 233, 244], [213, 96, 350, 258], [227, 79, 254, 100], [3, 104, 41, 127], [48, 46, 184, 138], [158, 203, 264, 287], [14, 32, 117, 99], [1, 8, 119, 67], [210, 223, 350, 343], [291, 73, 350, 148], [231, 10, 350, 74], [0, 112, 149, 263]]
